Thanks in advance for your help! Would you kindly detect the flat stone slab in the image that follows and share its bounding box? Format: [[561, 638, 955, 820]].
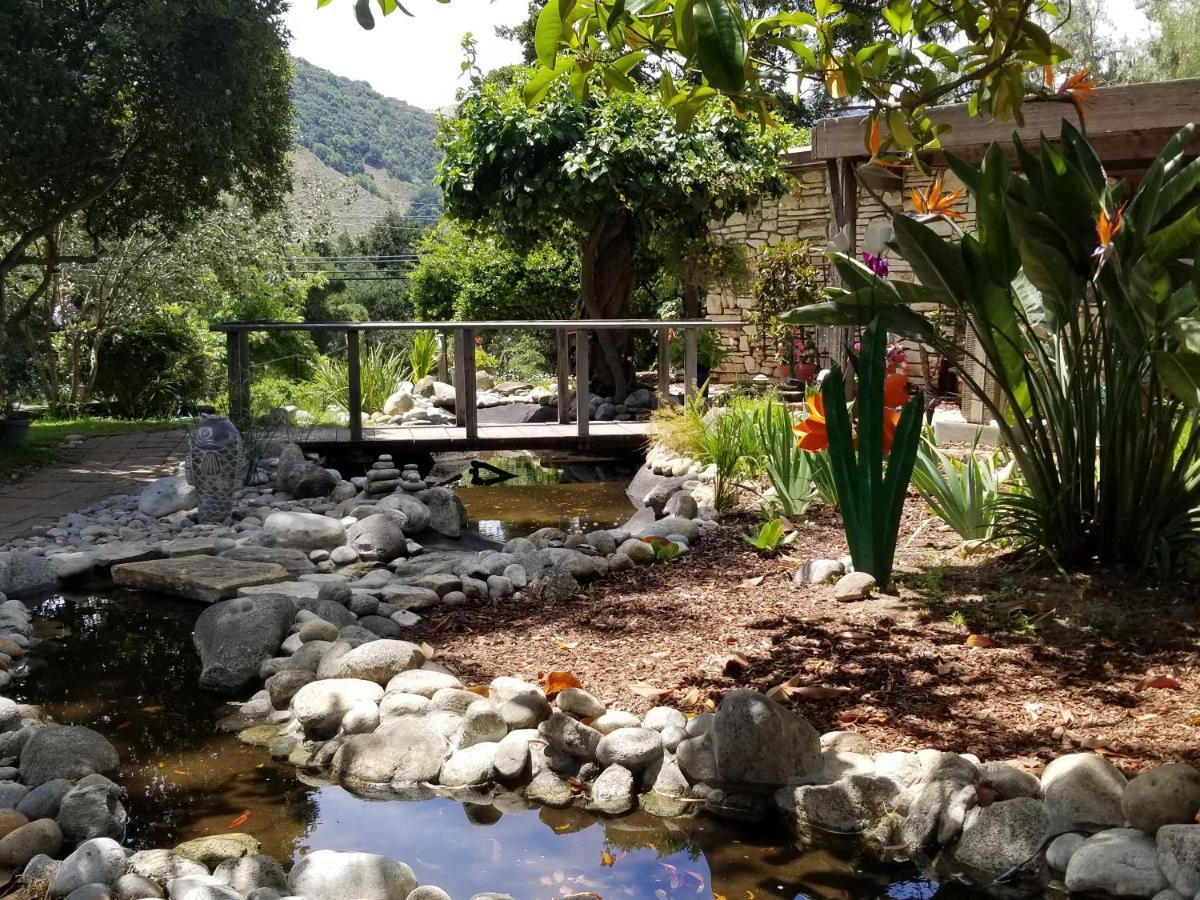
[[238, 580, 320, 600], [112, 557, 288, 603], [91, 542, 165, 568], [167, 537, 222, 558]]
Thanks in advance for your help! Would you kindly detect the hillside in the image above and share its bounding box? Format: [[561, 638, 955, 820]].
[[291, 58, 441, 193]]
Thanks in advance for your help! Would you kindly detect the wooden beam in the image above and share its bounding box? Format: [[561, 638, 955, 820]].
[[556, 328, 571, 425], [347, 328, 363, 443], [684, 328, 698, 399], [461, 327, 478, 440], [226, 330, 251, 427], [452, 328, 469, 429], [576, 329, 590, 439], [657, 327, 670, 401], [811, 79, 1200, 161]]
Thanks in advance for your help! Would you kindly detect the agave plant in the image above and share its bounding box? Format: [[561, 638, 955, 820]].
[[786, 123, 1200, 574], [911, 429, 1010, 541]]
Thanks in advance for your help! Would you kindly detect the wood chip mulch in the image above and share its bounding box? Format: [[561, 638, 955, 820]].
[[409, 498, 1200, 775]]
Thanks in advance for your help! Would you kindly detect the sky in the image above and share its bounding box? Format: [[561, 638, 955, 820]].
[[285, 0, 1151, 111]]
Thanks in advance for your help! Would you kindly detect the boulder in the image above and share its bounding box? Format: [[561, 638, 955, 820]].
[[291, 678, 384, 737], [1042, 752, 1127, 828], [56, 781, 127, 843], [978, 762, 1042, 801], [459, 704, 507, 748], [18, 780, 71, 821], [332, 719, 448, 784], [287, 849, 417, 900], [1157, 824, 1200, 896], [193, 595, 294, 693], [383, 391, 414, 417], [213, 854, 288, 895], [274, 444, 307, 494], [415, 488, 467, 538], [953, 797, 1050, 880], [712, 690, 821, 785], [292, 464, 338, 499], [588, 764, 635, 815], [112, 873, 164, 899], [138, 476, 196, 518], [127, 849, 209, 883], [439, 742, 499, 786], [377, 494, 432, 534], [539, 711, 600, 760], [173, 833, 260, 867], [49, 838, 127, 898], [832, 572, 876, 602], [20, 727, 119, 788], [775, 775, 898, 835], [263, 512, 346, 551], [318, 640, 424, 685], [1123, 764, 1200, 834], [0, 551, 56, 597], [0, 818, 63, 869], [1065, 829, 1166, 897], [346, 514, 409, 562], [595, 728, 663, 771]]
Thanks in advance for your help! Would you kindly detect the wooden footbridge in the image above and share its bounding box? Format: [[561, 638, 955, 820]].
[[211, 319, 744, 454]]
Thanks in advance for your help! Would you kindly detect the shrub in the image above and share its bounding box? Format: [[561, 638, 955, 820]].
[[911, 430, 1008, 541], [94, 315, 213, 418], [753, 400, 816, 517], [408, 331, 438, 383], [306, 341, 409, 416]]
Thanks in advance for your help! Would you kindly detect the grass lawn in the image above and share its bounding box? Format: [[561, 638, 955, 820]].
[[0, 417, 183, 480]]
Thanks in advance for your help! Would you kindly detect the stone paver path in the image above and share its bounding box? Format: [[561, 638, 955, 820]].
[[0, 430, 186, 541]]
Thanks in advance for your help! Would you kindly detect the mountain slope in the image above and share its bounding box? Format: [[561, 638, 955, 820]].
[[290, 57, 441, 191]]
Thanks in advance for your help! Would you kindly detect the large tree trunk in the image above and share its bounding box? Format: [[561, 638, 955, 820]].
[[578, 207, 638, 400]]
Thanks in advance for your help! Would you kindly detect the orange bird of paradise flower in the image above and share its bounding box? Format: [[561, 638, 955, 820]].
[[796, 374, 910, 455], [910, 174, 966, 222], [1059, 67, 1100, 119], [1094, 203, 1126, 263]]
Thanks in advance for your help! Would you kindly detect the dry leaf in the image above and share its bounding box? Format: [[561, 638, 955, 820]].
[[679, 687, 703, 708], [741, 575, 766, 588], [466, 685, 490, 697], [600, 850, 615, 867], [789, 685, 851, 700], [965, 634, 994, 648], [627, 681, 671, 699], [1135, 675, 1182, 692], [543, 671, 583, 698], [721, 652, 750, 676]]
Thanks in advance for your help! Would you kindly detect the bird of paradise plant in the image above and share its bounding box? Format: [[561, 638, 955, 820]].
[[910, 174, 966, 222], [795, 319, 924, 588]]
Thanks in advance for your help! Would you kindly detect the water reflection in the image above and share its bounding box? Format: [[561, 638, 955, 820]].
[[13, 590, 944, 899]]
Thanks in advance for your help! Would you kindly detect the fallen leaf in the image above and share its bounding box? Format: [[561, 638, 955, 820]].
[[627, 681, 671, 699], [740, 575, 765, 588], [226, 810, 250, 829], [1186, 715, 1200, 726], [721, 652, 750, 676], [1099, 637, 1117, 648], [965, 634, 994, 648], [466, 685, 490, 697], [790, 685, 851, 700], [1135, 675, 1182, 692], [432, 615, 456, 633], [679, 687, 703, 708], [141, 705, 164, 713], [544, 671, 583, 698], [172, 770, 191, 776]]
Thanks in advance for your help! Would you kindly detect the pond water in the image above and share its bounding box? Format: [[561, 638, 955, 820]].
[[10, 589, 952, 899], [445, 453, 641, 543]]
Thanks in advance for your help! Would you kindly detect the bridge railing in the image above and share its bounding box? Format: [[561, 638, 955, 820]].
[[209, 319, 746, 443]]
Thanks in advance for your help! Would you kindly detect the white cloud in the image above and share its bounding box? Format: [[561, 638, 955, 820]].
[[285, 0, 528, 111]]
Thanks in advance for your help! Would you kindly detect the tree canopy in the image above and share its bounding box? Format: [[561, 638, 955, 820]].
[[0, 0, 294, 330]]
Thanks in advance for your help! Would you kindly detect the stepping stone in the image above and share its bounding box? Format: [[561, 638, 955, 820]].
[[91, 542, 164, 568], [112, 557, 288, 603]]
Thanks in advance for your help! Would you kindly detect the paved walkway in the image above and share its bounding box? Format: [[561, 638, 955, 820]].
[[0, 430, 186, 542]]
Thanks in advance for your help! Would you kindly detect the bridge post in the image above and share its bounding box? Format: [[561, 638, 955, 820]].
[[347, 328, 363, 442], [575, 328, 589, 439], [684, 327, 698, 399], [436, 330, 449, 382], [556, 328, 571, 425], [462, 327, 478, 440], [226, 329, 251, 426], [657, 327, 670, 401]]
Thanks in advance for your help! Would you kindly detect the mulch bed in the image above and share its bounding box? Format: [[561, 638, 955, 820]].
[[410, 498, 1200, 774]]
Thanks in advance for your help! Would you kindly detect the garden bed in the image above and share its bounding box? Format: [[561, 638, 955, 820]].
[[405, 500, 1200, 775]]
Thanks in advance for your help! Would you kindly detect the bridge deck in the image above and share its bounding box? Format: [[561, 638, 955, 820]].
[[291, 420, 652, 453]]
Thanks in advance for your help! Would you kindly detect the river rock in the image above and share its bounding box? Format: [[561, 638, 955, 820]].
[[776, 775, 898, 835], [1157, 824, 1200, 896], [1123, 764, 1200, 834], [493, 729, 538, 781], [439, 742, 498, 786], [596, 728, 663, 771], [676, 732, 717, 784], [386, 669, 463, 698], [977, 762, 1042, 800], [643, 707, 688, 733], [112, 873, 164, 899], [953, 797, 1050, 880], [337, 719, 448, 784], [347, 514, 409, 562], [0, 818, 63, 868], [50, 838, 128, 897], [174, 833, 260, 867], [292, 679, 384, 737], [1042, 752, 1127, 828], [415, 488, 467, 538], [408, 887, 452, 900], [555, 688, 606, 719], [593, 711, 641, 734], [1065, 829, 1166, 896], [0, 809, 26, 840], [288, 849, 417, 900], [20, 727, 119, 788], [213, 854, 288, 894], [56, 781, 127, 843], [264, 512, 346, 551], [459, 704, 507, 748], [589, 764, 635, 815], [712, 690, 821, 785], [0, 551, 56, 596], [1046, 832, 1086, 872], [292, 464, 338, 500], [539, 711, 601, 760], [319, 640, 424, 685], [0, 781, 27, 807], [275, 444, 307, 493], [193, 595, 294, 693], [127, 849, 209, 882], [377, 494, 432, 534], [138, 476, 197, 518]]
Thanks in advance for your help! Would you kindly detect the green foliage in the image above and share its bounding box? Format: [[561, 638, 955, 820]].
[[753, 400, 816, 517], [475, 348, 501, 372], [0, 0, 292, 328], [808, 448, 839, 509], [291, 58, 440, 188], [641, 535, 684, 561], [792, 124, 1200, 574], [819, 321, 923, 589], [750, 241, 824, 363], [911, 431, 1007, 541], [408, 331, 438, 383], [692, 395, 769, 512], [307, 342, 408, 416], [649, 392, 710, 459], [743, 517, 799, 554], [94, 315, 215, 419]]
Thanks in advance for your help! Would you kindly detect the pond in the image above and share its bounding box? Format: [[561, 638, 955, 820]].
[[12, 588, 949, 900]]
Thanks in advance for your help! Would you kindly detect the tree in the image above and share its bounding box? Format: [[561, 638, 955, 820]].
[[0, 0, 293, 332], [1129, 0, 1200, 80], [438, 74, 787, 397], [332, 0, 1066, 154], [1042, 0, 1131, 83]]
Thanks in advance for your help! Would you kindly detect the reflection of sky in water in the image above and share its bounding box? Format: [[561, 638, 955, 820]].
[[16, 590, 941, 900]]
